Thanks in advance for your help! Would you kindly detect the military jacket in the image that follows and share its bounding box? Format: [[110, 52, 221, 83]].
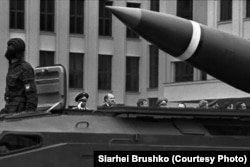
[[4, 60, 38, 113]]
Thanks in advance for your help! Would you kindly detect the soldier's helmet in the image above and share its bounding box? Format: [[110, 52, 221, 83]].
[[7, 38, 25, 52], [5, 38, 26, 60]]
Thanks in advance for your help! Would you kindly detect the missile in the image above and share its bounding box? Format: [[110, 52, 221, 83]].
[[107, 6, 250, 93]]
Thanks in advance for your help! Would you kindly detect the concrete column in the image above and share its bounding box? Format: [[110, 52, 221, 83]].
[[26, 0, 40, 67], [139, 1, 150, 99], [207, 0, 217, 28], [85, 1, 99, 109], [56, 0, 69, 71], [0, 1, 9, 108], [193, 0, 208, 25], [55, 0, 70, 105], [232, 0, 243, 37], [159, 0, 174, 99], [112, 0, 126, 104]]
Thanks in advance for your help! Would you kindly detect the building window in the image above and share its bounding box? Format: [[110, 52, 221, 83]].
[[174, 62, 193, 82], [200, 71, 207, 81], [69, 53, 84, 89], [39, 51, 55, 67], [148, 97, 158, 107], [99, 0, 113, 36], [98, 55, 112, 90], [149, 45, 159, 88], [70, 0, 84, 34], [10, 0, 25, 29], [126, 2, 140, 38], [126, 57, 139, 92], [150, 0, 159, 12], [246, 0, 250, 18], [220, 0, 232, 21], [40, 0, 55, 32], [177, 0, 193, 20]]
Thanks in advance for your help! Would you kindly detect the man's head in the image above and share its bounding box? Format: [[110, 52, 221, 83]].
[[5, 38, 25, 61], [75, 92, 89, 108], [104, 93, 116, 106], [235, 101, 247, 110], [137, 98, 149, 107], [156, 99, 168, 108], [177, 103, 186, 108], [240, 102, 247, 110], [199, 100, 208, 109]]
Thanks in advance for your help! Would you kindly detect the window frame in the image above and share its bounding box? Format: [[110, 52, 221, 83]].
[[177, 0, 193, 20], [39, 51, 55, 67], [70, 0, 84, 34], [148, 97, 158, 107], [9, 0, 25, 30], [246, 0, 250, 18], [69, 52, 84, 89], [126, 56, 140, 92], [174, 61, 194, 83], [220, 0, 232, 22], [98, 54, 112, 90], [40, 0, 55, 32], [150, 0, 159, 12], [98, 0, 113, 36], [126, 2, 140, 39], [149, 45, 159, 89]]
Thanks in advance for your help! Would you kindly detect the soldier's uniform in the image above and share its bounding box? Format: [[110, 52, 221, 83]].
[[1, 38, 38, 113]]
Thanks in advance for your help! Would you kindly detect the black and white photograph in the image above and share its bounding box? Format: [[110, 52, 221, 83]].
[[0, 0, 250, 166]]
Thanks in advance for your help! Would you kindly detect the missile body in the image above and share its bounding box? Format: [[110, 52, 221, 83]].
[[107, 6, 250, 93]]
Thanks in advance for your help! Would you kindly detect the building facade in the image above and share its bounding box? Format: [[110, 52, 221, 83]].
[[0, 0, 249, 110], [164, 0, 250, 106]]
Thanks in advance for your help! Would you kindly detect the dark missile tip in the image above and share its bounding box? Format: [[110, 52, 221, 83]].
[[105, 6, 141, 28]]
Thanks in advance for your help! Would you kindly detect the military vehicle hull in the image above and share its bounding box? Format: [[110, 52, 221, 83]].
[[0, 108, 250, 166]]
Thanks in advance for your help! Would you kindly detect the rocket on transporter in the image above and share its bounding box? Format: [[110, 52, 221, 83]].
[[107, 6, 250, 94]]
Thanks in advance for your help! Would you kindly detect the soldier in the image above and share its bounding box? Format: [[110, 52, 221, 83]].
[[72, 92, 90, 110], [1, 38, 38, 113], [235, 101, 247, 110]]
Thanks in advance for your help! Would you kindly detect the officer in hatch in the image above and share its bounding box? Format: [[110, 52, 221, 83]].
[[1, 38, 38, 113], [72, 92, 90, 110]]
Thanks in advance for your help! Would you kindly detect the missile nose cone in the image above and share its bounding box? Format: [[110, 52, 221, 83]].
[[108, 6, 197, 58], [106, 6, 141, 29]]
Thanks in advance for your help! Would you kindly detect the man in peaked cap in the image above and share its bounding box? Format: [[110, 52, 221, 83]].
[[1, 38, 38, 113], [72, 92, 90, 110]]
